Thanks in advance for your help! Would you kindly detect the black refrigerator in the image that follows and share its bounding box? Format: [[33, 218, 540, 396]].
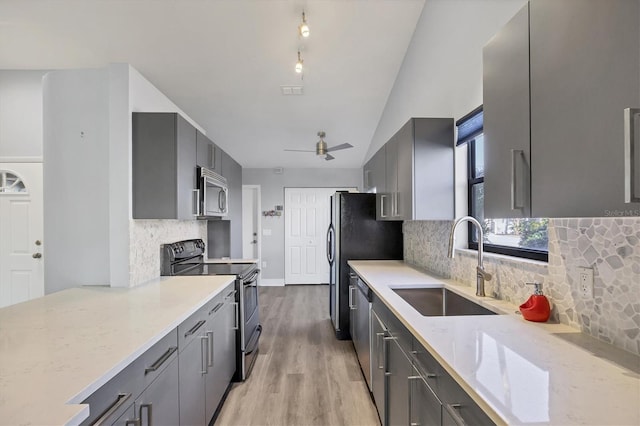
[[327, 192, 403, 340]]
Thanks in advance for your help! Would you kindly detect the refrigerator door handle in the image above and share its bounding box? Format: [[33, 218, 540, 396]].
[[327, 225, 335, 265]]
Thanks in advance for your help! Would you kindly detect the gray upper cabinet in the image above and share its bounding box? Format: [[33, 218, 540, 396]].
[[483, 0, 640, 218], [132, 113, 197, 220], [377, 118, 455, 221], [530, 0, 640, 217], [196, 130, 222, 173], [363, 145, 385, 194], [483, 3, 531, 218], [221, 149, 243, 258]]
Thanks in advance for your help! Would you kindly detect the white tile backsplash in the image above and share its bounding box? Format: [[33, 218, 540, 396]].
[[404, 217, 640, 355], [129, 219, 207, 286]]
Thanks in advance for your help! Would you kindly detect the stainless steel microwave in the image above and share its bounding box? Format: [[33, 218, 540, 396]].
[[197, 166, 228, 218]]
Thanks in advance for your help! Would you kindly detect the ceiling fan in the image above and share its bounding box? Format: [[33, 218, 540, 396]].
[[284, 131, 353, 161]]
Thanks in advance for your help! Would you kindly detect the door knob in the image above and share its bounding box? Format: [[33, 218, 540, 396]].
[[251, 240, 257, 244], [32, 253, 42, 259], [35, 240, 42, 246]]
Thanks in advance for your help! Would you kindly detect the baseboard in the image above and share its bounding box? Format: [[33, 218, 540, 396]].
[[259, 278, 285, 287]]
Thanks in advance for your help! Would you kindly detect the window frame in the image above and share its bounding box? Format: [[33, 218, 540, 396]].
[[464, 121, 548, 263]]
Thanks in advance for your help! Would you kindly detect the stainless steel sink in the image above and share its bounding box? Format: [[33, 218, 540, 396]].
[[392, 287, 497, 316]]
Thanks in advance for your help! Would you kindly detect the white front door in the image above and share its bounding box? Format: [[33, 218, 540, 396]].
[[284, 187, 354, 285], [242, 185, 260, 261], [0, 163, 44, 307]]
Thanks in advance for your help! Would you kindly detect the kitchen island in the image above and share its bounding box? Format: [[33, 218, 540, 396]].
[[0, 275, 235, 426], [349, 260, 640, 426]]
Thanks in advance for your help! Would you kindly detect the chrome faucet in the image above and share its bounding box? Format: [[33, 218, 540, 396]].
[[447, 216, 492, 297]]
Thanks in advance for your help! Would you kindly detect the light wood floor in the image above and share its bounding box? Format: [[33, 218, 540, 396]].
[[215, 285, 380, 426]]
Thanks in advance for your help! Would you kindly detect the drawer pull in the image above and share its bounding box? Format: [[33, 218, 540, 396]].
[[144, 346, 177, 375], [184, 319, 206, 337], [209, 302, 224, 316], [444, 403, 467, 426], [92, 393, 131, 426]]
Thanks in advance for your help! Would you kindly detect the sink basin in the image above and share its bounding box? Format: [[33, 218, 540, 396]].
[[392, 287, 497, 316]]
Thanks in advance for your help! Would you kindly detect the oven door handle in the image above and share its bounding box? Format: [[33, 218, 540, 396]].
[[243, 269, 261, 285]]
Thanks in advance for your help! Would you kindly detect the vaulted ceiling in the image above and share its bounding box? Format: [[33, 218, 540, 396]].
[[0, 0, 425, 168]]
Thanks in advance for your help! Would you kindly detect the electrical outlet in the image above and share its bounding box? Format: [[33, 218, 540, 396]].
[[579, 267, 594, 298], [262, 261, 267, 268]]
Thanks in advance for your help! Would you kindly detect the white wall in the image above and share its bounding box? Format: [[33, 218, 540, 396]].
[[43, 64, 208, 292], [0, 70, 48, 160], [242, 168, 362, 281], [366, 0, 527, 162], [43, 68, 111, 293]]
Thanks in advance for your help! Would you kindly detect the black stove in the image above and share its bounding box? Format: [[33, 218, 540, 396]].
[[160, 238, 261, 382], [160, 238, 257, 278]]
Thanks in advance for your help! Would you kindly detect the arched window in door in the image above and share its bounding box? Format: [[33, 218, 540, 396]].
[[0, 171, 27, 193]]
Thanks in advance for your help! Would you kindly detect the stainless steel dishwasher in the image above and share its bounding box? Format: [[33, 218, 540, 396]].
[[350, 273, 373, 391]]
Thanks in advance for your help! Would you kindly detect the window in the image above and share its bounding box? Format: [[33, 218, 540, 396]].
[[458, 107, 548, 262], [0, 171, 27, 193]]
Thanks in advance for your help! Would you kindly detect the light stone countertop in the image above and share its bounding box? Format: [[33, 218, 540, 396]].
[[348, 260, 640, 426], [0, 275, 236, 426], [205, 258, 258, 264]]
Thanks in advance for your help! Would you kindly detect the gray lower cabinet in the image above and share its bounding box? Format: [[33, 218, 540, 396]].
[[179, 284, 236, 426], [484, 0, 640, 218], [386, 338, 412, 426], [134, 356, 180, 426], [350, 277, 372, 390], [370, 310, 387, 424], [409, 365, 442, 426], [366, 290, 494, 426], [178, 317, 208, 426], [132, 112, 198, 220], [81, 331, 179, 426]]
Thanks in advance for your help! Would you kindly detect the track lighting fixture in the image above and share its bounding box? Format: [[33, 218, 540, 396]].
[[295, 51, 304, 74], [299, 11, 310, 38]]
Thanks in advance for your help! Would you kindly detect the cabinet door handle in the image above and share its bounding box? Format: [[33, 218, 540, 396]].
[[200, 335, 209, 374], [209, 144, 215, 169], [185, 319, 206, 337], [192, 189, 201, 217], [144, 346, 177, 375], [408, 376, 422, 426], [380, 195, 388, 218], [376, 332, 385, 369], [140, 403, 152, 426], [232, 302, 239, 330], [624, 108, 640, 203], [207, 331, 214, 367], [93, 393, 132, 426], [444, 403, 467, 426], [510, 149, 525, 210], [348, 286, 356, 309]]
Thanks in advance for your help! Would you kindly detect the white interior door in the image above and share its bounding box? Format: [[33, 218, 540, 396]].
[[0, 163, 44, 307], [284, 187, 354, 285], [242, 185, 260, 261]]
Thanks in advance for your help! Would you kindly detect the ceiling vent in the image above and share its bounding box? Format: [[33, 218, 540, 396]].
[[280, 85, 304, 95]]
